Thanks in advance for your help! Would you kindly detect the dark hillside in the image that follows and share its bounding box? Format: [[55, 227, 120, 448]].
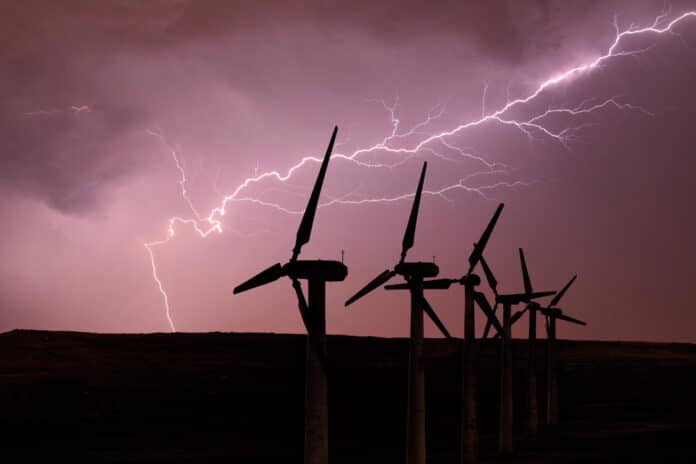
[[1, 330, 695, 463]]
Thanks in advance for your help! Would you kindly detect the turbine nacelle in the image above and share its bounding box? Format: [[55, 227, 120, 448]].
[[394, 261, 439, 279], [461, 274, 481, 286], [284, 260, 348, 282], [543, 307, 563, 318], [232, 260, 349, 294]]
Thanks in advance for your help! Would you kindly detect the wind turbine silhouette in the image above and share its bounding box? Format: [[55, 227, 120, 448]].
[[345, 161, 451, 464], [233, 126, 346, 464], [475, 255, 555, 454], [505, 263, 585, 427], [385, 203, 505, 463]]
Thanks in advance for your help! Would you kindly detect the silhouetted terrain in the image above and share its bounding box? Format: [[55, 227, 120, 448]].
[[1, 330, 695, 463]]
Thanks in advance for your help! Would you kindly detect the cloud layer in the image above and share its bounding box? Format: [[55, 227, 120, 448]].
[[1, 1, 695, 341]]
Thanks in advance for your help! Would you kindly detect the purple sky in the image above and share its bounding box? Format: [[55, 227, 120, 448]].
[[2, 1, 696, 341]]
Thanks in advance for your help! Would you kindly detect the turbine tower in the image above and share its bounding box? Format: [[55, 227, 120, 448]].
[[345, 161, 451, 464], [233, 126, 346, 464], [518, 248, 542, 439], [386, 203, 506, 463]]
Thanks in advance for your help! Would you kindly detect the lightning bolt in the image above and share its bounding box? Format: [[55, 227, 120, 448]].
[[24, 105, 91, 117], [146, 11, 695, 332]]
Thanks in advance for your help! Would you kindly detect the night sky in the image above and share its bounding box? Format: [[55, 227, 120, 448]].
[[2, 1, 696, 342]]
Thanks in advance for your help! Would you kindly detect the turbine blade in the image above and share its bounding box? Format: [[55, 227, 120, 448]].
[[519, 248, 533, 294], [401, 162, 427, 262], [474, 291, 503, 337], [511, 306, 528, 326], [555, 313, 587, 326], [384, 283, 410, 290], [526, 290, 556, 300], [233, 263, 284, 294], [550, 275, 577, 307], [292, 126, 338, 260], [498, 290, 555, 304], [482, 313, 494, 339], [345, 269, 396, 306], [468, 203, 504, 273], [422, 278, 456, 289], [479, 255, 498, 295], [412, 288, 451, 338], [292, 278, 312, 334]]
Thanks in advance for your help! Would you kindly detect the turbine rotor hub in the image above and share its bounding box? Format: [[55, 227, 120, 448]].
[[461, 273, 481, 286]]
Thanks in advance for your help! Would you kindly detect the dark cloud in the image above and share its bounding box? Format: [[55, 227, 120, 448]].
[[1, 1, 567, 59], [0, 0, 688, 215], [0, 0, 598, 215], [2, 0, 696, 341], [0, 103, 147, 213]]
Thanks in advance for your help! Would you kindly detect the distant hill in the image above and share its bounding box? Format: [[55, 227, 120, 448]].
[[1, 330, 695, 463]]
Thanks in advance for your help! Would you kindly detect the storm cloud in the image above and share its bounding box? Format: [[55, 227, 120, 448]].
[[1, 1, 695, 341]]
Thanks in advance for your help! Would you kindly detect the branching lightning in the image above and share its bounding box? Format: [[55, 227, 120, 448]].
[[146, 11, 695, 332]]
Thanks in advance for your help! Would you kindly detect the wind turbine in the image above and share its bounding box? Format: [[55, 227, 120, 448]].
[[385, 203, 506, 463], [484, 248, 546, 439], [507, 269, 585, 426], [233, 126, 346, 464], [477, 256, 555, 454], [345, 161, 451, 464]]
